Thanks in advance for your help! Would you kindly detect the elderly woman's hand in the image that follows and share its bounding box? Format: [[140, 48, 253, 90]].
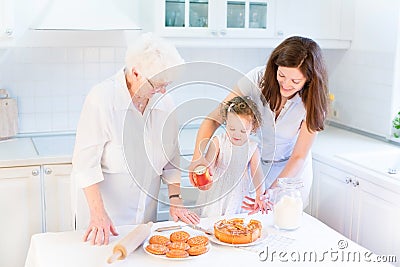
[[169, 198, 200, 225], [83, 210, 118, 246]]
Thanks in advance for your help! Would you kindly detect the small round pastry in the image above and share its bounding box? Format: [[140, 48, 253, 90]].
[[149, 235, 171, 246], [188, 245, 208, 256], [187, 235, 209, 247], [170, 231, 190, 243], [214, 218, 263, 244], [166, 249, 189, 258], [167, 242, 190, 251], [145, 244, 169, 255]]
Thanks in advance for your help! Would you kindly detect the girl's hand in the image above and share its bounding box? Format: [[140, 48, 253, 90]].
[[242, 194, 273, 215], [254, 195, 268, 214]]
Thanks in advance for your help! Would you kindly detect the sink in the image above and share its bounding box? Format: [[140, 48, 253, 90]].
[[337, 149, 400, 178]]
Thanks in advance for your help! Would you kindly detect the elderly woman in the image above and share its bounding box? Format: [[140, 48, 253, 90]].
[[71, 33, 199, 246]]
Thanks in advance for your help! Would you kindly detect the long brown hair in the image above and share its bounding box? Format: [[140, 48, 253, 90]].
[[260, 36, 328, 132]]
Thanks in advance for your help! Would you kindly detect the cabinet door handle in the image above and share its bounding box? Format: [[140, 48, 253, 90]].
[[345, 176, 352, 184], [210, 30, 218, 36], [352, 180, 359, 187], [5, 28, 13, 36], [32, 169, 39, 176], [219, 29, 227, 36], [44, 168, 52, 175]]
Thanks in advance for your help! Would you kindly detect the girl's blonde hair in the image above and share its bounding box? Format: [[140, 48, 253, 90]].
[[221, 96, 262, 131]]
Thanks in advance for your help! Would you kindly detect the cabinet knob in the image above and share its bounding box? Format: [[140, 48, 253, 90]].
[[276, 30, 284, 37], [352, 180, 359, 187], [210, 30, 218, 36], [44, 168, 53, 175], [219, 30, 227, 36], [32, 169, 39, 176], [345, 176, 352, 184], [5, 28, 13, 36]]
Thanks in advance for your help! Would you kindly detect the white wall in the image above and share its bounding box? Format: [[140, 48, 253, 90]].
[[328, 0, 400, 137]]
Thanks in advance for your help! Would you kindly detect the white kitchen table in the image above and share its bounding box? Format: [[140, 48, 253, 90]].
[[25, 212, 394, 267]]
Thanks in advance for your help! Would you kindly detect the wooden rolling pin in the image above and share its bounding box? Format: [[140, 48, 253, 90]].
[[107, 221, 153, 264]]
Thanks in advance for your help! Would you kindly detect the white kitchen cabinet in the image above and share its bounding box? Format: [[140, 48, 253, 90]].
[[141, 0, 353, 48], [275, 0, 354, 42], [150, 0, 275, 38], [310, 160, 354, 237], [43, 163, 74, 232], [0, 0, 14, 42], [311, 160, 400, 261], [351, 176, 400, 259], [0, 166, 42, 267]]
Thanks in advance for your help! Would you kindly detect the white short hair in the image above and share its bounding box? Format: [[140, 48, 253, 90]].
[[125, 32, 184, 81]]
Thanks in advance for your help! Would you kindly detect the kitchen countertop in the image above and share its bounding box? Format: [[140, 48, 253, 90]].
[[0, 125, 399, 188], [311, 125, 400, 192], [0, 134, 75, 167], [312, 125, 399, 161]]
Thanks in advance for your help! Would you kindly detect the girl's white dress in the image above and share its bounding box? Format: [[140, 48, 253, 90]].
[[196, 133, 258, 218]]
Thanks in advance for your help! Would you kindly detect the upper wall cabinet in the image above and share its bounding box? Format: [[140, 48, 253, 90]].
[[140, 0, 354, 48], [275, 0, 354, 47], [156, 0, 275, 39], [0, 0, 14, 44]]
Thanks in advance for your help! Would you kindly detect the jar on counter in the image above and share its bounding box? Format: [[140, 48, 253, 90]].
[[271, 178, 303, 230]]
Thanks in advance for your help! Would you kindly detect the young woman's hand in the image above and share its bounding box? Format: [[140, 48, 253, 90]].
[[188, 155, 214, 187]]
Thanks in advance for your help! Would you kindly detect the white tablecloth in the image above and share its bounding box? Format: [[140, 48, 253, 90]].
[[25, 213, 394, 267]]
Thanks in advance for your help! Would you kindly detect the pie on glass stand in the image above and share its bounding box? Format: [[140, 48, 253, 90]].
[[213, 218, 262, 244]]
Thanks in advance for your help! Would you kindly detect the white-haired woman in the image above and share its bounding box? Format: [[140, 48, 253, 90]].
[[71, 33, 199, 246]]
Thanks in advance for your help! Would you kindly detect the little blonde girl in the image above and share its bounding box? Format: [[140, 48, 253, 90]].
[[196, 96, 266, 217]]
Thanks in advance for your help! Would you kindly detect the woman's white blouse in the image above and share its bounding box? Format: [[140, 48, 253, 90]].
[[71, 69, 180, 225], [237, 66, 307, 161]]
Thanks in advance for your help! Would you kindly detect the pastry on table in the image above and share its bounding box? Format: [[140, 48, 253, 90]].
[[214, 218, 262, 244]]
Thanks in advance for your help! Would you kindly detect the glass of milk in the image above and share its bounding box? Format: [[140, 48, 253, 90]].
[[271, 178, 303, 230]]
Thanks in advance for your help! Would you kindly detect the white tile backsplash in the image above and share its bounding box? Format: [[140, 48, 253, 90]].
[[0, 46, 124, 133], [18, 113, 36, 132], [35, 112, 53, 132], [52, 113, 69, 131], [0, 44, 271, 134], [66, 48, 84, 63], [100, 48, 116, 62], [83, 48, 100, 63], [18, 97, 35, 114], [83, 63, 100, 81]]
